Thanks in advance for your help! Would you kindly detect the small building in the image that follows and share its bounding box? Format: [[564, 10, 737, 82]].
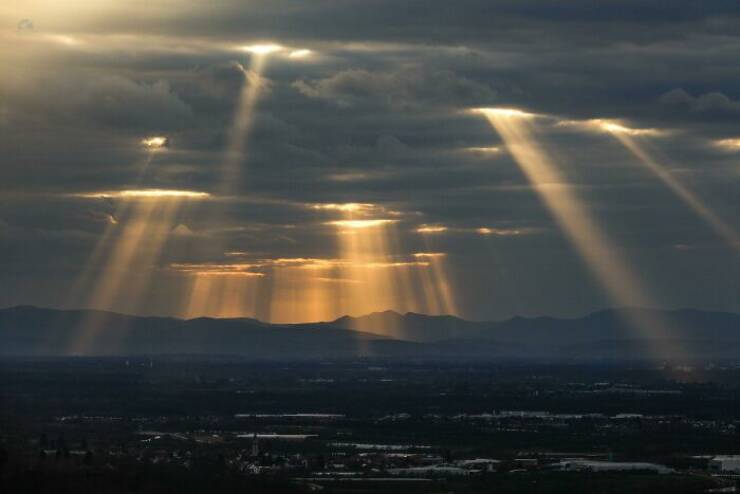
[[550, 461, 673, 474], [513, 458, 539, 469], [388, 465, 472, 477], [455, 458, 501, 472], [709, 456, 740, 473]]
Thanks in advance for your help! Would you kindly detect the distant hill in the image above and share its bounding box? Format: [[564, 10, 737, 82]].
[[472, 308, 740, 345], [1, 305, 739, 362], [328, 310, 482, 342], [0, 306, 412, 359], [328, 307, 740, 346]]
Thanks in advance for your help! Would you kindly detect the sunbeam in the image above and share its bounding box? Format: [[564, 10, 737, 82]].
[[71, 191, 209, 352], [306, 204, 460, 334], [475, 108, 681, 357], [183, 271, 262, 320], [333, 215, 401, 319], [175, 47, 280, 319], [267, 261, 340, 324], [219, 51, 274, 191], [597, 121, 740, 250], [413, 252, 458, 316]]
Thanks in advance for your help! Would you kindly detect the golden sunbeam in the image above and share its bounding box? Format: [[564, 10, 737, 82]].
[[171, 261, 263, 319], [69, 188, 208, 316], [65, 200, 134, 310], [714, 138, 740, 151], [318, 203, 460, 332], [477, 108, 679, 354], [72, 193, 204, 352], [268, 263, 339, 324], [176, 47, 278, 320], [174, 258, 340, 322], [183, 272, 261, 319], [218, 53, 272, 191], [413, 248, 459, 317], [180, 260, 331, 323], [332, 207, 405, 325], [101, 203, 176, 306], [67, 189, 210, 306], [602, 128, 740, 250], [387, 229, 424, 315]]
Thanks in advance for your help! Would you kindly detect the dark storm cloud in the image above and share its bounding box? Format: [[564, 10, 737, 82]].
[[659, 88, 740, 117], [293, 67, 496, 109], [1, 1, 739, 319], [2, 72, 193, 131], [55, 1, 740, 47]]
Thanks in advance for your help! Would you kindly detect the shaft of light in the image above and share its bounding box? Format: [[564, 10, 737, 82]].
[[179, 52, 274, 320], [479, 109, 678, 351], [73, 197, 185, 353], [219, 57, 268, 191], [608, 131, 740, 249], [413, 237, 458, 317], [183, 273, 260, 319]]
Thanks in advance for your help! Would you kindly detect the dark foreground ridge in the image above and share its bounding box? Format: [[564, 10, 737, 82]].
[[1, 305, 740, 361]]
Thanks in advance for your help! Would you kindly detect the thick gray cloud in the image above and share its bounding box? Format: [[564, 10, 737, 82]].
[[0, 1, 739, 320], [660, 88, 740, 115], [294, 67, 496, 109]]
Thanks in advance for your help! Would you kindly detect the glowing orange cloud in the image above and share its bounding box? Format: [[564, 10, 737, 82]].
[[558, 118, 666, 137], [288, 49, 313, 59], [714, 138, 740, 150], [140, 136, 168, 150], [464, 146, 502, 154], [329, 219, 398, 229], [242, 44, 285, 55], [415, 225, 448, 233], [75, 189, 210, 200], [312, 202, 377, 213], [476, 227, 529, 236]]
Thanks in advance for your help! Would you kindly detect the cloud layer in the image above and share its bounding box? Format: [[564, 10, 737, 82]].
[[1, 1, 739, 321]]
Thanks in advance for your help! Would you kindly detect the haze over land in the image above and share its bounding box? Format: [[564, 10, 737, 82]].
[[2, 305, 739, 362]]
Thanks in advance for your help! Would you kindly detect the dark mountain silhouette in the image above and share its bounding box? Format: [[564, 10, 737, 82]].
[[328, 310, 480, 342], [1, 305, 739, 361], [0, 306, 411, 359], [328, 308, 740, 346]]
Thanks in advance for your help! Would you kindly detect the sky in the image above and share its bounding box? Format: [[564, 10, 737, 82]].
[[0, 1, 738, 323]]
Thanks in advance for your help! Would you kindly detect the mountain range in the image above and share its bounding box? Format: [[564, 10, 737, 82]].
[[1, 305, 739, 362]]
